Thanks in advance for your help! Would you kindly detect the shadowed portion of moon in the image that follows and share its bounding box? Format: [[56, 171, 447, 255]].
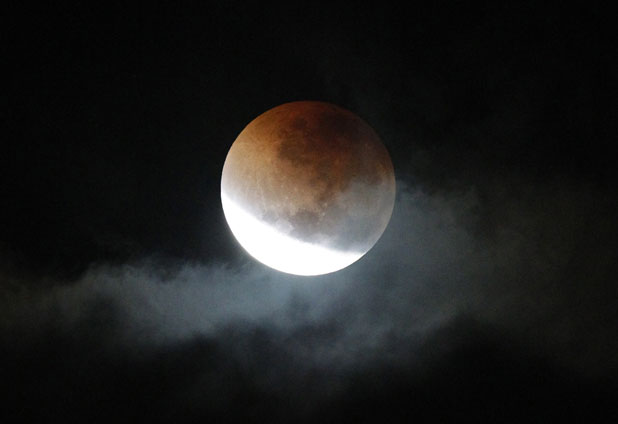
[[221, 101, 395, 274]]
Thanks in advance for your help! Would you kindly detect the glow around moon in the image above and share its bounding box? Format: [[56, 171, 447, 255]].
[[221, 101, 395, 276]]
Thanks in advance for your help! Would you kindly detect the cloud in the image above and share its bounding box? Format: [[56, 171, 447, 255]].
[[1, 178, 616, 421], [3, 179, 616, 370]]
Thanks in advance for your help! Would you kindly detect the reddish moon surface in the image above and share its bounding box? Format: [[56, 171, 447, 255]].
[[221, 101, 395, 275]]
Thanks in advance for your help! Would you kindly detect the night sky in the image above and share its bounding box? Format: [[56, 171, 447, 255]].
[[3, 3, 617, 422]]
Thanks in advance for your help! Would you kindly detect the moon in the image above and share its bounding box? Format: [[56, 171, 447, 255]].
[[221, 101, 395, 276]]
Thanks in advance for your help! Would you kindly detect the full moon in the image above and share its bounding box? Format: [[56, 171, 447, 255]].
[[221, 101, 395, 275]]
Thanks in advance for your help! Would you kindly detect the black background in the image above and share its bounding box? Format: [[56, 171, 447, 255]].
[[3, 2, 617, 422]]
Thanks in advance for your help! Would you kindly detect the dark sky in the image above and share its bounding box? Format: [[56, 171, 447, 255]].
[[2, 3, 617, 422]]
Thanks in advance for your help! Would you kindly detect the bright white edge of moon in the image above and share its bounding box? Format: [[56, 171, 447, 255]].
[[221, 192, 365, 276]]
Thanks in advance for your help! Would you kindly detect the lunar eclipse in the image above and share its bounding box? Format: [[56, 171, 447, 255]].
[[221, 101, 396, 275], [4, 3, 617, 423]]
